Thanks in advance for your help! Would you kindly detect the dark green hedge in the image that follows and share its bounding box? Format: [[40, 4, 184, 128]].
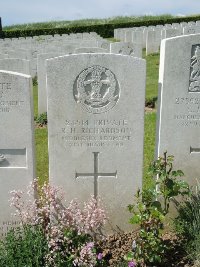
[[2, 15, 200, 39]]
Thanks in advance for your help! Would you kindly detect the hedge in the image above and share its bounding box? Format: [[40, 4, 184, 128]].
[[1, 15, 200, 39]]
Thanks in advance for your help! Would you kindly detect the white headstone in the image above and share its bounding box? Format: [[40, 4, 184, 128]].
[[37, 52, 67, 114], [0, 71, 35, 237], [0, 58, 31, 75], [146, 30, 160, 55], [156, 34, 200, 186], [110, 42, 142, 58], [46, 53, 146, 232], [74, 47, 108, 53]]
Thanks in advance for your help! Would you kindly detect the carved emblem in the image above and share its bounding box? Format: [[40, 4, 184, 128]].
[[189, 45, 200, 92], [119, 46, 134, 56], [73, 65, 120, 113]]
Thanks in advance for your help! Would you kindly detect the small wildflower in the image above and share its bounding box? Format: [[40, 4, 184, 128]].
[[97, 252, 103, 260], [128, 260, 136, 267]]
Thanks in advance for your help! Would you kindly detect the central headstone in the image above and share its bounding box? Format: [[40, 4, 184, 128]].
[[46, 54, 146, 232]]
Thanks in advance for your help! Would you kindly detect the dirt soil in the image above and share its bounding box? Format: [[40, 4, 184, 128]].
[[98, 230, 195, 267]]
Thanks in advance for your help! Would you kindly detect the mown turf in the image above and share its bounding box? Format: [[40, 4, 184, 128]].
[[144, 51, 160, 102]]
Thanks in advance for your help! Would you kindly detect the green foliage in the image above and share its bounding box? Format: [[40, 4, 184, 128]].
[[127, 152, 190, 266], [35, 128, 48, 184], [0, 225, 48, 267], [32, 76, 38, 86], [36, 112, 47, 126], [174, 183, 200, 262], [2, 14, 200, 38], [3, 15, 174, 31], [144, 51, 160, 103]]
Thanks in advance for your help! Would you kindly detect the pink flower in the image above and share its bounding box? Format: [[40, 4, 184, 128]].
[[128, 261, 136, 267], [97, 252, 103, 260]]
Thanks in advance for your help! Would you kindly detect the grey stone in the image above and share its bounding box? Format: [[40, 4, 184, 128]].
[[74, 47, 108, 54], [46, 53, 146, 232], [0, 58, 31, 75], [110, 42, 142, 58], [0, 54, 8, 59], [37, 52, 67, 114], [156, 34, 200, 186], [0, 71, 35, 237], [146, 30, 160, 55]]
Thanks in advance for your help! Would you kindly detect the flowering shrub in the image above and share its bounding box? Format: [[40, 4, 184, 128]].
[[126, 152, 190, 266], [8, 179, 107, 267]]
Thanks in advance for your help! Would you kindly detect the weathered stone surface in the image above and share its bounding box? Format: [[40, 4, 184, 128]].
[[46, 53, 146, 232], [156, 34, 200, 186], [74, 47, 108, 53], [0, 58, 31, 75], [37, 52, 66, 114], [0, 71, 35, 237], [110, 42, 142, 58]]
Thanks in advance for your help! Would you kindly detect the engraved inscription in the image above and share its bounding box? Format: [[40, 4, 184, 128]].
[[189, 45, 200, 92], [61, 119, 132, 147], [174, 97, 200, 127], [0, 82, 11, 98], [75, 152, 117, 198], [73, 65, 120, 114]]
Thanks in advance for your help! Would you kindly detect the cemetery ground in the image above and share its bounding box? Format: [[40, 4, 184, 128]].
[[31, 52, 197, 266]]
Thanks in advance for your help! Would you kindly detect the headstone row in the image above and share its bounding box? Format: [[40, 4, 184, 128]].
[[0, 32, 200, 238], [115, 20, 200, 55]]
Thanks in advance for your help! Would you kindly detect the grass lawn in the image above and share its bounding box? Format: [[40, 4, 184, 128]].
[[34, 52, 158, 188]]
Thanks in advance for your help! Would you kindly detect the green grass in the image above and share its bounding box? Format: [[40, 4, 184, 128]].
[[35, 128, 48, 184], [143, 112, 157, 189], [143, 51, 160, 101], [33, 85, 38, 118]]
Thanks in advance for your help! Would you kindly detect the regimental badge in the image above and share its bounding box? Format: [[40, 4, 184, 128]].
[[189, 45, 200, 92], [73, 65, 120, 114], [119, 46, 134, 56]]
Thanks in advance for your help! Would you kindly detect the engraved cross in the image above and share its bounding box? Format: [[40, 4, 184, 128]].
[[75, 152, 117, 199]]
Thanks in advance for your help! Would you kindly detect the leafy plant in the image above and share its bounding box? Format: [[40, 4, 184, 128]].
[[174, 182, 200, 262], [36, 112, 47, 126], [6, 179, 107, 267], [0, 225, 47, 267], [127, 152, 189, 266], [33, 76, 38, 86]]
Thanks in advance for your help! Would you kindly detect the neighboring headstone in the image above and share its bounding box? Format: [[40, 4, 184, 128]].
[[37, 52, 66, 114], [125, 29, 133, 42], [46, 53, 146, 232], [156, 34, 200, 186], [0, 58, 31, 75], [165, 28, 182, 39], [146, 30, 159, 55], [74, 47, 108, 54], [110, 42, 142, 58], [0, 70, 35, 237], [183, 25, 200, 35], [132, 31, 143, 45]]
